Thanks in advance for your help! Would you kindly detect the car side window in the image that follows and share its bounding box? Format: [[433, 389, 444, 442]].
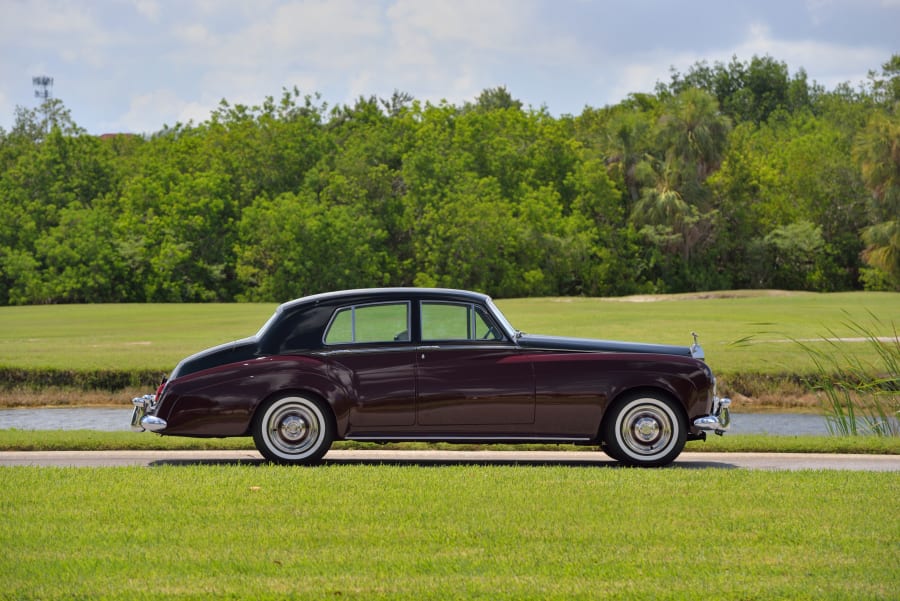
[[324, 302, 410, 345], [421, 302, 503, 341]]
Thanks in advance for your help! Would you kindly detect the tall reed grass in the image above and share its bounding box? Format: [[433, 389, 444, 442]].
[[798, 315, 899, 436]]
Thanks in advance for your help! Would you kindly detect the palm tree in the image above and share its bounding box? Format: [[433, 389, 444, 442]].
[[631, 154, 710, 262], [605, 109, 654, 204], [632, 156, 690, 225], [657, 87, 731, 187], [854, 109, 900, 287]]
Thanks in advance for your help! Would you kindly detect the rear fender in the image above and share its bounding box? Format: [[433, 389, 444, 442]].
[[158, 355, 350, 437]]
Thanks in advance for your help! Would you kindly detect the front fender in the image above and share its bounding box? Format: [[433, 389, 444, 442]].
[[530, 352, 709, 437]]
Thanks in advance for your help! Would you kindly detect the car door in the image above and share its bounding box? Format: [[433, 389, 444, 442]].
[[415, 301, 535, 427], [322, 302, 417, 429]]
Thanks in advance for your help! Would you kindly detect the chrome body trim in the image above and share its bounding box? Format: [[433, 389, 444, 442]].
[[317, 343, 512, 357]]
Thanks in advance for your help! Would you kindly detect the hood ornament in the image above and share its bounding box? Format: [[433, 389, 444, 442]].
[[690, 332, 705, 360]]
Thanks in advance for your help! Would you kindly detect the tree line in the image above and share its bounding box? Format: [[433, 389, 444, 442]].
[[1, 54, 898, 305]]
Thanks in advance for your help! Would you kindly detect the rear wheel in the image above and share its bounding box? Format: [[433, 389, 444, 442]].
[[252, 394, 334, 465], [601, 392, 687, 467]]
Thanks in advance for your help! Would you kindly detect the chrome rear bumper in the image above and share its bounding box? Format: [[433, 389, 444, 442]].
[[131, 394, 167, 433], [693, 397, 731, 435]]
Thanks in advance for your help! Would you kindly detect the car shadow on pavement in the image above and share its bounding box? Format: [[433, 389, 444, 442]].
[[148, 457, 739, 469]]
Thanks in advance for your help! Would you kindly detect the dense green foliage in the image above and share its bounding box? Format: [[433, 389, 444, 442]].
[[2, 55, 899, 304]]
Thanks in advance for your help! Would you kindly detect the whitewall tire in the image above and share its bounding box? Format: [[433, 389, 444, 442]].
[[252, 395, 334, 464], [601, 392, 687, 467]]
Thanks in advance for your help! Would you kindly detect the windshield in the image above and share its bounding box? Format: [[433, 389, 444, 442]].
[[487, 299, 520, 339]]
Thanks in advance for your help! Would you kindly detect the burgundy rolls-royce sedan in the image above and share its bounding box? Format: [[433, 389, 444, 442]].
[[132, 288, 730, 466]]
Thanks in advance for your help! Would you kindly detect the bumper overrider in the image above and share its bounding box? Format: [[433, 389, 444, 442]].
[[693, 396, 732, 435], [131, 394, 167, 433]]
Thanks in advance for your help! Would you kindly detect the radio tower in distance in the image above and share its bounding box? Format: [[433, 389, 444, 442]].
[[33, 75, 54, 101]]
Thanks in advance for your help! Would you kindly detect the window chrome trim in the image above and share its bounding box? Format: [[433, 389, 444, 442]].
[[322, 301, 411, 346], [316, 345, 419, 357], [486, 298, 518, 340], [420, 300, 507, 343], [416, 343, 516, 352], [317, 343, 515, 357]]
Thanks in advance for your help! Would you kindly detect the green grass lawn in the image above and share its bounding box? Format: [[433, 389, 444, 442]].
[[0, 302, 277, 371], [0, 291, 898, 375], [500, 290, 900, 374], [1, 465, 897, 600]]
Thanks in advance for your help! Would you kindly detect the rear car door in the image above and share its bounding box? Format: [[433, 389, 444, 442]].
[[323, 302, 417, 428]]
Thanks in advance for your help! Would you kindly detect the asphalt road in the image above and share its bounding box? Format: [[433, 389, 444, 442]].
[[1, 449, 899, 470]]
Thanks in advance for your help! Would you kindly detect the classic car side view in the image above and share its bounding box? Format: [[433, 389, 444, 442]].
[[132, 288, 730, 466]]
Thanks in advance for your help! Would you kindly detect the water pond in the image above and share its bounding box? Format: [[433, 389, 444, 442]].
[[0, 407, 834, 435]]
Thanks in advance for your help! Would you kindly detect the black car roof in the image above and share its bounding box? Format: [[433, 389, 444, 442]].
[[276, 288, 493, 313]]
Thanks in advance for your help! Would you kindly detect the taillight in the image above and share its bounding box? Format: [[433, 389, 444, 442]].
[[154, 377, 168, 400]]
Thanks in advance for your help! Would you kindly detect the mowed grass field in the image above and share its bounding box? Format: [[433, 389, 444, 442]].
[[1, 290, 898, 374], [1, 465, 898, 600]]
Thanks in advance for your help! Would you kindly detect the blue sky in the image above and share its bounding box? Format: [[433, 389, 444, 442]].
[[1, 0, 898, 135]]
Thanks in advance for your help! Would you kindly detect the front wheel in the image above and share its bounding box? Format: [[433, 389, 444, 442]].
[[252, 394, 334, 465], [601, 392, 687, 467]]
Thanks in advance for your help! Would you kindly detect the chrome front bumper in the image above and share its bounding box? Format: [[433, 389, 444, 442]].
[[693, 397, 731, 435], [131, 394, 168, 433]]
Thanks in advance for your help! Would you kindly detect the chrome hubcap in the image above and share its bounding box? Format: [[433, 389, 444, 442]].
[[619, 403, 673, 456], [279, 415, 309, 442], [267, 402, 321, 455], [633, 416, 660, 442]]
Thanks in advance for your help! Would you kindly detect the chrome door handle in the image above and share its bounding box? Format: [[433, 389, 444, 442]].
[[417, 345, 439, 359]]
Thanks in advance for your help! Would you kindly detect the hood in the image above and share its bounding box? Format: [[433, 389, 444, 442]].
[[169, 336, 260, 380], [516, 334, 694, 357]]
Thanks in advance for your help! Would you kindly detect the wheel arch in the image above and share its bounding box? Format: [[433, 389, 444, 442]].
[[249, 387, 341, 437], [599, 386, 690, 467], [600, 385, 687, 434], [251, 390, 339, 464]]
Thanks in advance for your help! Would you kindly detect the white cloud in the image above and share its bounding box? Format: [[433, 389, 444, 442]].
[[213, 0, 385, 69], [600, 18, 889, 108], [114, 89, 212, 133], [608, 61, 669, 102], [387, 0, 535, 51], [0, 91, 11, 131], [132, 0, 161, 22], [378, 0, 551, 107], [8, 0, 95, 37], [734, 21, 884, 87], [1, 1, 117, 72], [173, 23, 215, 46]]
